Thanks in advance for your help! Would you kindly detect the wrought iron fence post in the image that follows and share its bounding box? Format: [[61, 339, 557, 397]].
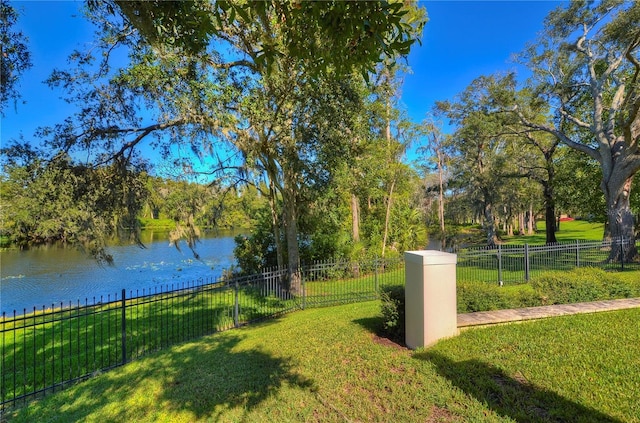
[[374, 259, 379, 292], [497, 245, 503, 287], [575, 239, 580, 268], [620, 236, 625, 271], [121, 289, 127, 365], [234, 281, 240, 328], [524, 244, 530, 282], [302, 270, 306, 310]]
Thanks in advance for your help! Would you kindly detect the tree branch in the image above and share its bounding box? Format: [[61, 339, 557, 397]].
[[93, 119, 185, 166], [512, 105, 599, 160], [621, 37, 640, 144], [206, 58, 256, 72], [559, 109, 592, 131]]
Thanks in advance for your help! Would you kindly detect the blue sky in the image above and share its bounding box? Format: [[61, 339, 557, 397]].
[[402, 1, 562, 123], [1, 1, 563, 166]]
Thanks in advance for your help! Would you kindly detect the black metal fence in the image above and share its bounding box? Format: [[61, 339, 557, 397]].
[[3, 239, 639, 412], [0, 258, 404, 412], [455, 237, 640, 285]]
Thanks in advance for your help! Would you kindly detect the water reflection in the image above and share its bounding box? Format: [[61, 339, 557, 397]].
[[0, 230, 238, 314]]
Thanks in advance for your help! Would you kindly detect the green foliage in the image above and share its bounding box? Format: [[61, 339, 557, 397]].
[[233, 206, 279, 274], [108, 0, 427, 78], [232, 162, 427, 271], [434, 1, 640, 251], [388, 194, 428, 251], [140, 177, 264, 231], [0, 0, 32, 114], [21, 0, 427, 274], [531, 268, 639, 305], [457, 281, 511, 312], [436, 74, 540, 247], [554, 147, 607, 221], [378, 285, 405, 343], [214, 185, 265, 230], [137, 217, 175, 230], [0, 153, 147, 264], [517, 1, 640, 257], [456, 281, 541, 313], [108, 0, 215, 55], [0, 158, 265, 261], [232, 195, 353, 273], [458, 268, 640, 312]]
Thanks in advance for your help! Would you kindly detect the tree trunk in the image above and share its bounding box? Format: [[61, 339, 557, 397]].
[[382, 87, 394, 258], [603, 175, 637, 262], [543, 182, 558, 244], [381, 178, 395, 257], [437, 150, 446, 238], [518, 212, 525, 235], [351, 193, 361, 276], [528, 203, 534, 235], [282, 188, 302, 295], [438, 185, 445, 234], [439, 191, 446, 249], [268, 181, 284, 269], [483, 201, 499, 247], [351, 193, 360, 243]]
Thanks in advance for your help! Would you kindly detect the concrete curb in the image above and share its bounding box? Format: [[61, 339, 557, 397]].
[[457, 298, 640, 328]]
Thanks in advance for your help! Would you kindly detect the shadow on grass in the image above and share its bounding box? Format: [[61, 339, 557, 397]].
[[415, 351, 623, 423], [352, 316, 383, 334], [353, 316, 408, 350], [8, 330, 317, 422]]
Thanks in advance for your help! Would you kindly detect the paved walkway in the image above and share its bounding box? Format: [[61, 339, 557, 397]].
[[457, 297, 640, 328]]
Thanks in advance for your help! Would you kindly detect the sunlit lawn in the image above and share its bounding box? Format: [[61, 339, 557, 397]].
[[3, 257, 638, 407], [503, 220, 605, 244], [5, 301, 639, 422], [0, 263, 405, 405]]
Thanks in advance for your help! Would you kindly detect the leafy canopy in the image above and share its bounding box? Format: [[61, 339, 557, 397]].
[[100, 0, 427, 77], [0, 0, 32, 114]]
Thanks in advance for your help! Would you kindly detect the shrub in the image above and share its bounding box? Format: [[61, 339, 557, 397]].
[[379, 285, 405, 344], [379, 268, 637, 342], [457, 281, 509, 313], [531, 268, 635, 305], [508, 288, 542, 308]]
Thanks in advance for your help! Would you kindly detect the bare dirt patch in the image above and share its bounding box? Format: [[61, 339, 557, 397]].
[[427, 405, 462, 422], [371, 333, 408, 351]]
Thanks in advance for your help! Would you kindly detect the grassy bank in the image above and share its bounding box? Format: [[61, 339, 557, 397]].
[[137, 218, 176, 230], [5, 301, 639, 422], [137, 218, 253, 231]]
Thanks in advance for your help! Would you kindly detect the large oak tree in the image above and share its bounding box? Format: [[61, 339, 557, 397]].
[[513, 0, 640, 260], [8, 1, 426, 286]]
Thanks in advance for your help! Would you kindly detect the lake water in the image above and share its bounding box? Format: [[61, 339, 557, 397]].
[[0, 231, 238, 315]]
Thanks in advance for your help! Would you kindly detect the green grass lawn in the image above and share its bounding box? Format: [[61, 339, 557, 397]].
[[2, 263, 637, 408], [503, 220, 605, 244], [0, 263, 405, 406], [5, 301, 639, 422]]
